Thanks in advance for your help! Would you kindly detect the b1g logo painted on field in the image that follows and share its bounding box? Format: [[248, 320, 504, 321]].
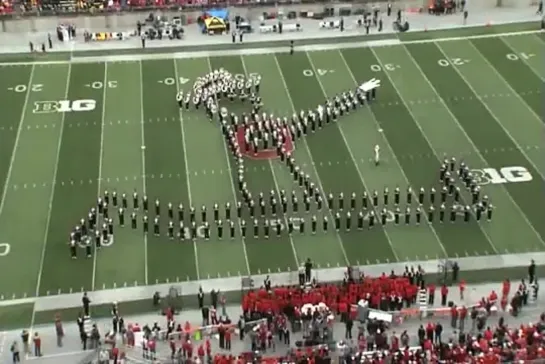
[[471, 166, 533, 185], [33, 99, 97, 114]]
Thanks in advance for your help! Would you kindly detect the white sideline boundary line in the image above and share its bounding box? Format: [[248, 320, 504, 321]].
[[0, 29, 542, 66]]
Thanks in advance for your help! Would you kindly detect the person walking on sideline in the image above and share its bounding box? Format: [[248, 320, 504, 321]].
[[33, 332, 42, 357], [55, 314, 64, 347], [11, 341, 20, 363]]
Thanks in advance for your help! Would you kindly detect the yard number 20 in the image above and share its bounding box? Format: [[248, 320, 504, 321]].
[[437, 58, 465, 67]]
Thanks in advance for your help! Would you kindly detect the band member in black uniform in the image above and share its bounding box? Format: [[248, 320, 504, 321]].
[[225, 202, 231, 221], [280, 196, 287, 214], [103, 202, 109, 219], [454, 187, 460, 203], [450, 157, 456, 172], [104, 190, 110, 205], [450, 205, 457, 223], [383, 188, 389, 205], [430, 187, 436, 205], [346, 212, 351, 231], [441, 186, 448, 203], [253, 219, 259, 238], [102, 223, 109, 243], [288, 218, 294, 234], [95, 230, 101, 249], [168, 203, 173, 219], [328, 193, 334, 210], [487, 204, 493, 221], [70, 240, 77, 259], [449, 178, 456, 195], [356, 211, 363, 230], [122, 193, 127, 209], [264, 220, 270, 238], [472, 186, 480, 204], [178, 203, 184, 222], [416, 207, 422, 225], [212, 203, 219, 222], [112, 191, 118, 207], [240, 220, 246, 237], [142, 195, 148, 212], [118, 208, 125, 227], [168, 221, 174, 240], [440, 163, 447, 182], [350, 193, 356, 210], [299, 219, 305, 234], [293, 197, 299, 213], [260, 200, 266, 217], [323, 216, 329, 232], [190, 206, 196, 222], [394, 187, 400, 205], [405, 207, 411, 225], [407, 187, 412, 205], [463, 205, 470, 222], [368, 211, 375, 228], [317, 195, 323, 211], [418, 188, 425, 205], [428, 206, 434, 223], [394, 207, 400, 224], [191, 221, 197, 240], [381, 209, 388, 225], [362, 191, 368, 209], [143, 216, 148, 233], [237, 201, 242, 219], [338, 193, 344, 210], [304, 196, 310, 213], [439, 203, 446, 223], [133, 192, 139, 209], [201, 222, 208, 240], [155, 199, 160, 216], [85, 239, 92, 258], [154, 217, 160, 236], [335, 212, 341, 231], [217, 220, 223, 240], [476, 203, 483, 221], [201, 205, 207, 222], [179, 221, 185, 241], [372, 190, 378, 207], [275, 219, 282, 237], [108, 218, 114, 236]]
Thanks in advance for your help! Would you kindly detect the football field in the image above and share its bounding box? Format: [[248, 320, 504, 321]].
[[0, 26, 544, 301]]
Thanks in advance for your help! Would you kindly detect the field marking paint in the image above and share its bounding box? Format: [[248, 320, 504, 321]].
[[271, 54, 350, 266], [370, 45, 500, 254], [91, 62, 108, 291], [239, 55, 301, 269], [498, 36, 545, 82], [138, 61, 149, 285], [0, 29, 541, 66], [202, 57, 251, 275], [0, 65, 35, 247], [304, 52, 401, 263], [32, 64, 73, 332], [336, 49, 448, 260], [466, 40, 545, 138], [432, 43, 545, 246], [173, 59, 200, 281]]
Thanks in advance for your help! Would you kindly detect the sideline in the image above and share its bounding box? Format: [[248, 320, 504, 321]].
[[0, 28, 541, 66], [0, 251, 536, 312]]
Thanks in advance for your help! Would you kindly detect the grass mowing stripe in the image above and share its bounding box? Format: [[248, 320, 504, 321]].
[[407, 42, 545, 244], [173, 59, 201, 281], [470, 38, 544, 122], [141, 59, 196, 282], [208, 55, 298, 275], [276, 52, 397, 265], [329, 49, 448, 261], [343, 47, 493, 258], [40, 63, 105, 295], [244, 54, 348, 269], [177, 58, 250, 278], [377, 44, 543, 255]]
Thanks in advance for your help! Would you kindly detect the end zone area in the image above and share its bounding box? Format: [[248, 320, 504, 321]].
[[0, 25, 543, 305]]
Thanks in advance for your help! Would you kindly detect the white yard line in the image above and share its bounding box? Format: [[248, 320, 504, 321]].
[[173, 59, 201, 281], [239, 55, 301, 269], [336, 49, 448, 260], [0, 65, 36, 226], [431, 43, 545, 246], [91, 62, 108, 291], [138, 61, 149, 285], [272, 54, 350, 265], [304, 52, 400, 263], [498, 36, 545, 82], [32, 63, 72, 329], [371, 45, 501, 253], [467, 40, 545, 126]]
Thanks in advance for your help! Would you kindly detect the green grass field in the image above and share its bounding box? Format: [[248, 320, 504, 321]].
[[0, 26, 544, 302]]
